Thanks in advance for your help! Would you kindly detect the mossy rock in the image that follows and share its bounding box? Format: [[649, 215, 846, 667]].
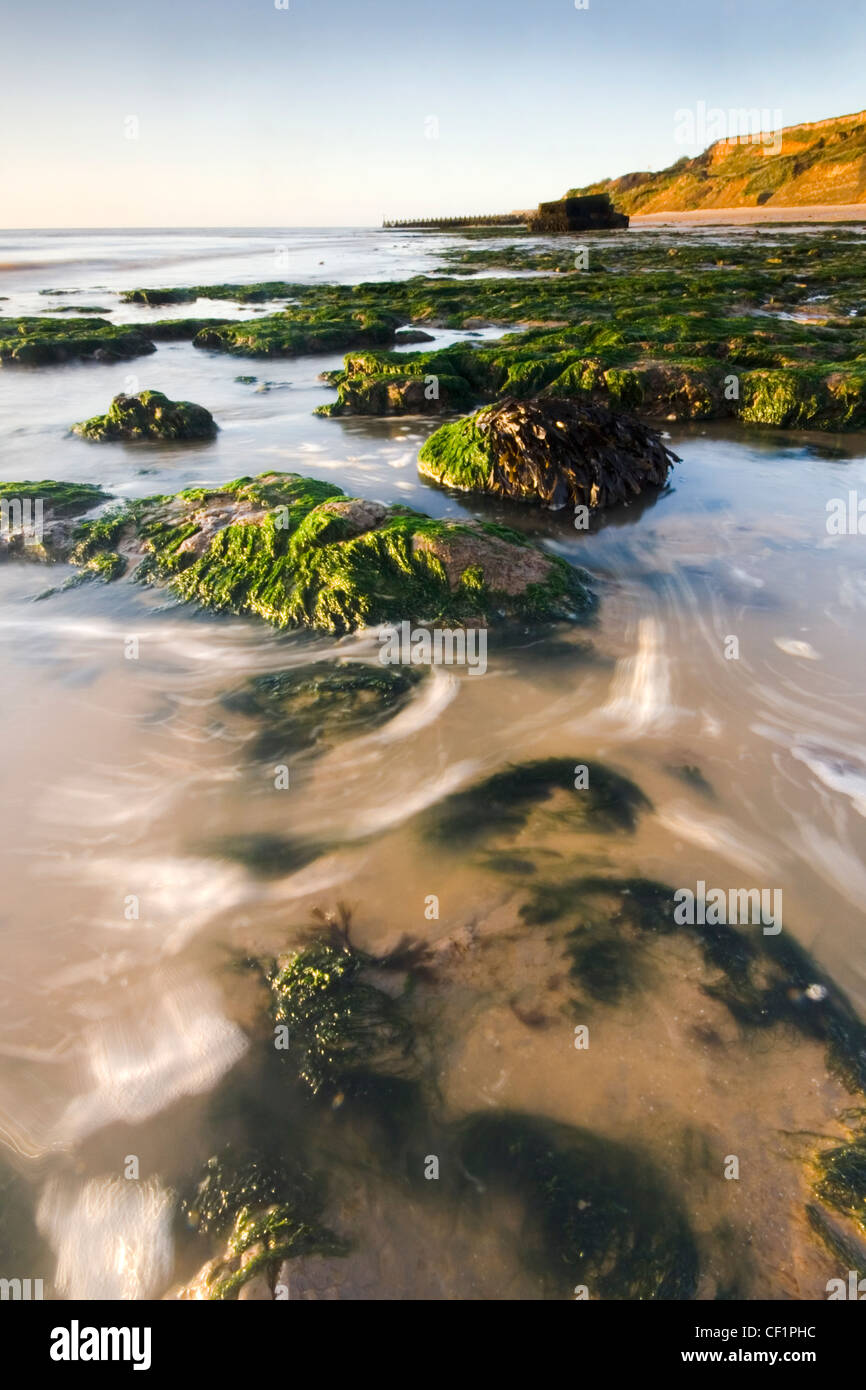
[[0, 316, 155, 366], [418, 396, 677, 510], [147, 318, 234, 341], [317, 371, 474, 417], [221, 661, 423, 759], [72, 390, 217, 442], [121, 287, 197, 305], [193, 309, 400, 359], [115, 236, 866, 430], [65, 471, 592, 633], [458, 1112, 699, 1299]]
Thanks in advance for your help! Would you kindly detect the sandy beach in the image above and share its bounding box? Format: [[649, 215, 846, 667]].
[[632, 202, 866, 225]]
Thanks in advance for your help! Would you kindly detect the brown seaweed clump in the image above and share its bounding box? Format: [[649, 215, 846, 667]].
[[418, 395, 679, 511]]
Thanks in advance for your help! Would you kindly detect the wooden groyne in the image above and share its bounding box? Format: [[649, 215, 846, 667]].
[[382, 215, 527, 229]]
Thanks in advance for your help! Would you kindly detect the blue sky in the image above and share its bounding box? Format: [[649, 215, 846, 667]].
[[1, 0, 864, 227]]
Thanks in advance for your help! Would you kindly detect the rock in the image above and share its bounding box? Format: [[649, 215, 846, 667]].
[[418, 396, 678, 510], [61, 471, 592, 632], [146, 318, 234, 341], [317, 371, 473, 417], [72, 390, 217, 442], [0, 316, 155, 365], [192, 309, 400, 358], [121, 287, 197, 305], [394, 328, 435, 344]]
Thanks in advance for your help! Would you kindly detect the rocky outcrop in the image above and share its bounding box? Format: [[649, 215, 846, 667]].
[[0, 316, 155, 366], [72, 391, 217, 442], [49, 471, 592, 629]]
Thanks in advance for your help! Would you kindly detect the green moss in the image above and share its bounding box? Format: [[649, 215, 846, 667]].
[[193, 309, 400, 358], [121, 287, 197, 305], [147, 318, 234, 341], [74, 471, 592, 633], [115, 234, 866, 428], [73, 390, 217, 442], [0, 480, 110, 518], [458, 1112, 699, 1299], [317, 370, 474, 417], [603, 367, 644, 409], [0, 316, 155, 365]]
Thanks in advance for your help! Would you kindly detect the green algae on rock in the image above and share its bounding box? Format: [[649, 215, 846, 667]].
[[193, 309, 400, 358], [316, 370, 474, 417], [128, 231, 866, 428], [121, 287, 197, 306], [418, 396, 678, 510], [178, 1146, 347, 1300], [458, 1112, 699, 1299], [0, 316, 155, 366], [146, 317, 234, 341], [421, 757, 648, 848], [264, 939, 415, 1099], [222, 661, 423, 760], [72, 390, 217, 442], [65, 471, 592, 632]]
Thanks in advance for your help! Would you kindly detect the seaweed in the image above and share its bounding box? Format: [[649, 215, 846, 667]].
[[180, 1145, 347, 1300], [221, 661, 423, 759], [421, 758, 649, 848], [458, 1112, 699, 1299], [117, 231, 866, 429], [813, 1128, 866, 1236], [265, 940, 415, 1098], [418, 396, 677, 510]]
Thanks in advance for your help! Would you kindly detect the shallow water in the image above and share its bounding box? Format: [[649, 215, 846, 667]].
[[1, 227, 866, 1300]]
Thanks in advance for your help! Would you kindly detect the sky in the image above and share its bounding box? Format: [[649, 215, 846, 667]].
[[1, 0, 865, 228]]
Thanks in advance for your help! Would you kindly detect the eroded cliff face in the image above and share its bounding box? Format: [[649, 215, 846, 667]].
[[568, 109, 866, 214]]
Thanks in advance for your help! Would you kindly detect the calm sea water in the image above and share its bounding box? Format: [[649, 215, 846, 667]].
[[1, 227, 866, 1299]]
